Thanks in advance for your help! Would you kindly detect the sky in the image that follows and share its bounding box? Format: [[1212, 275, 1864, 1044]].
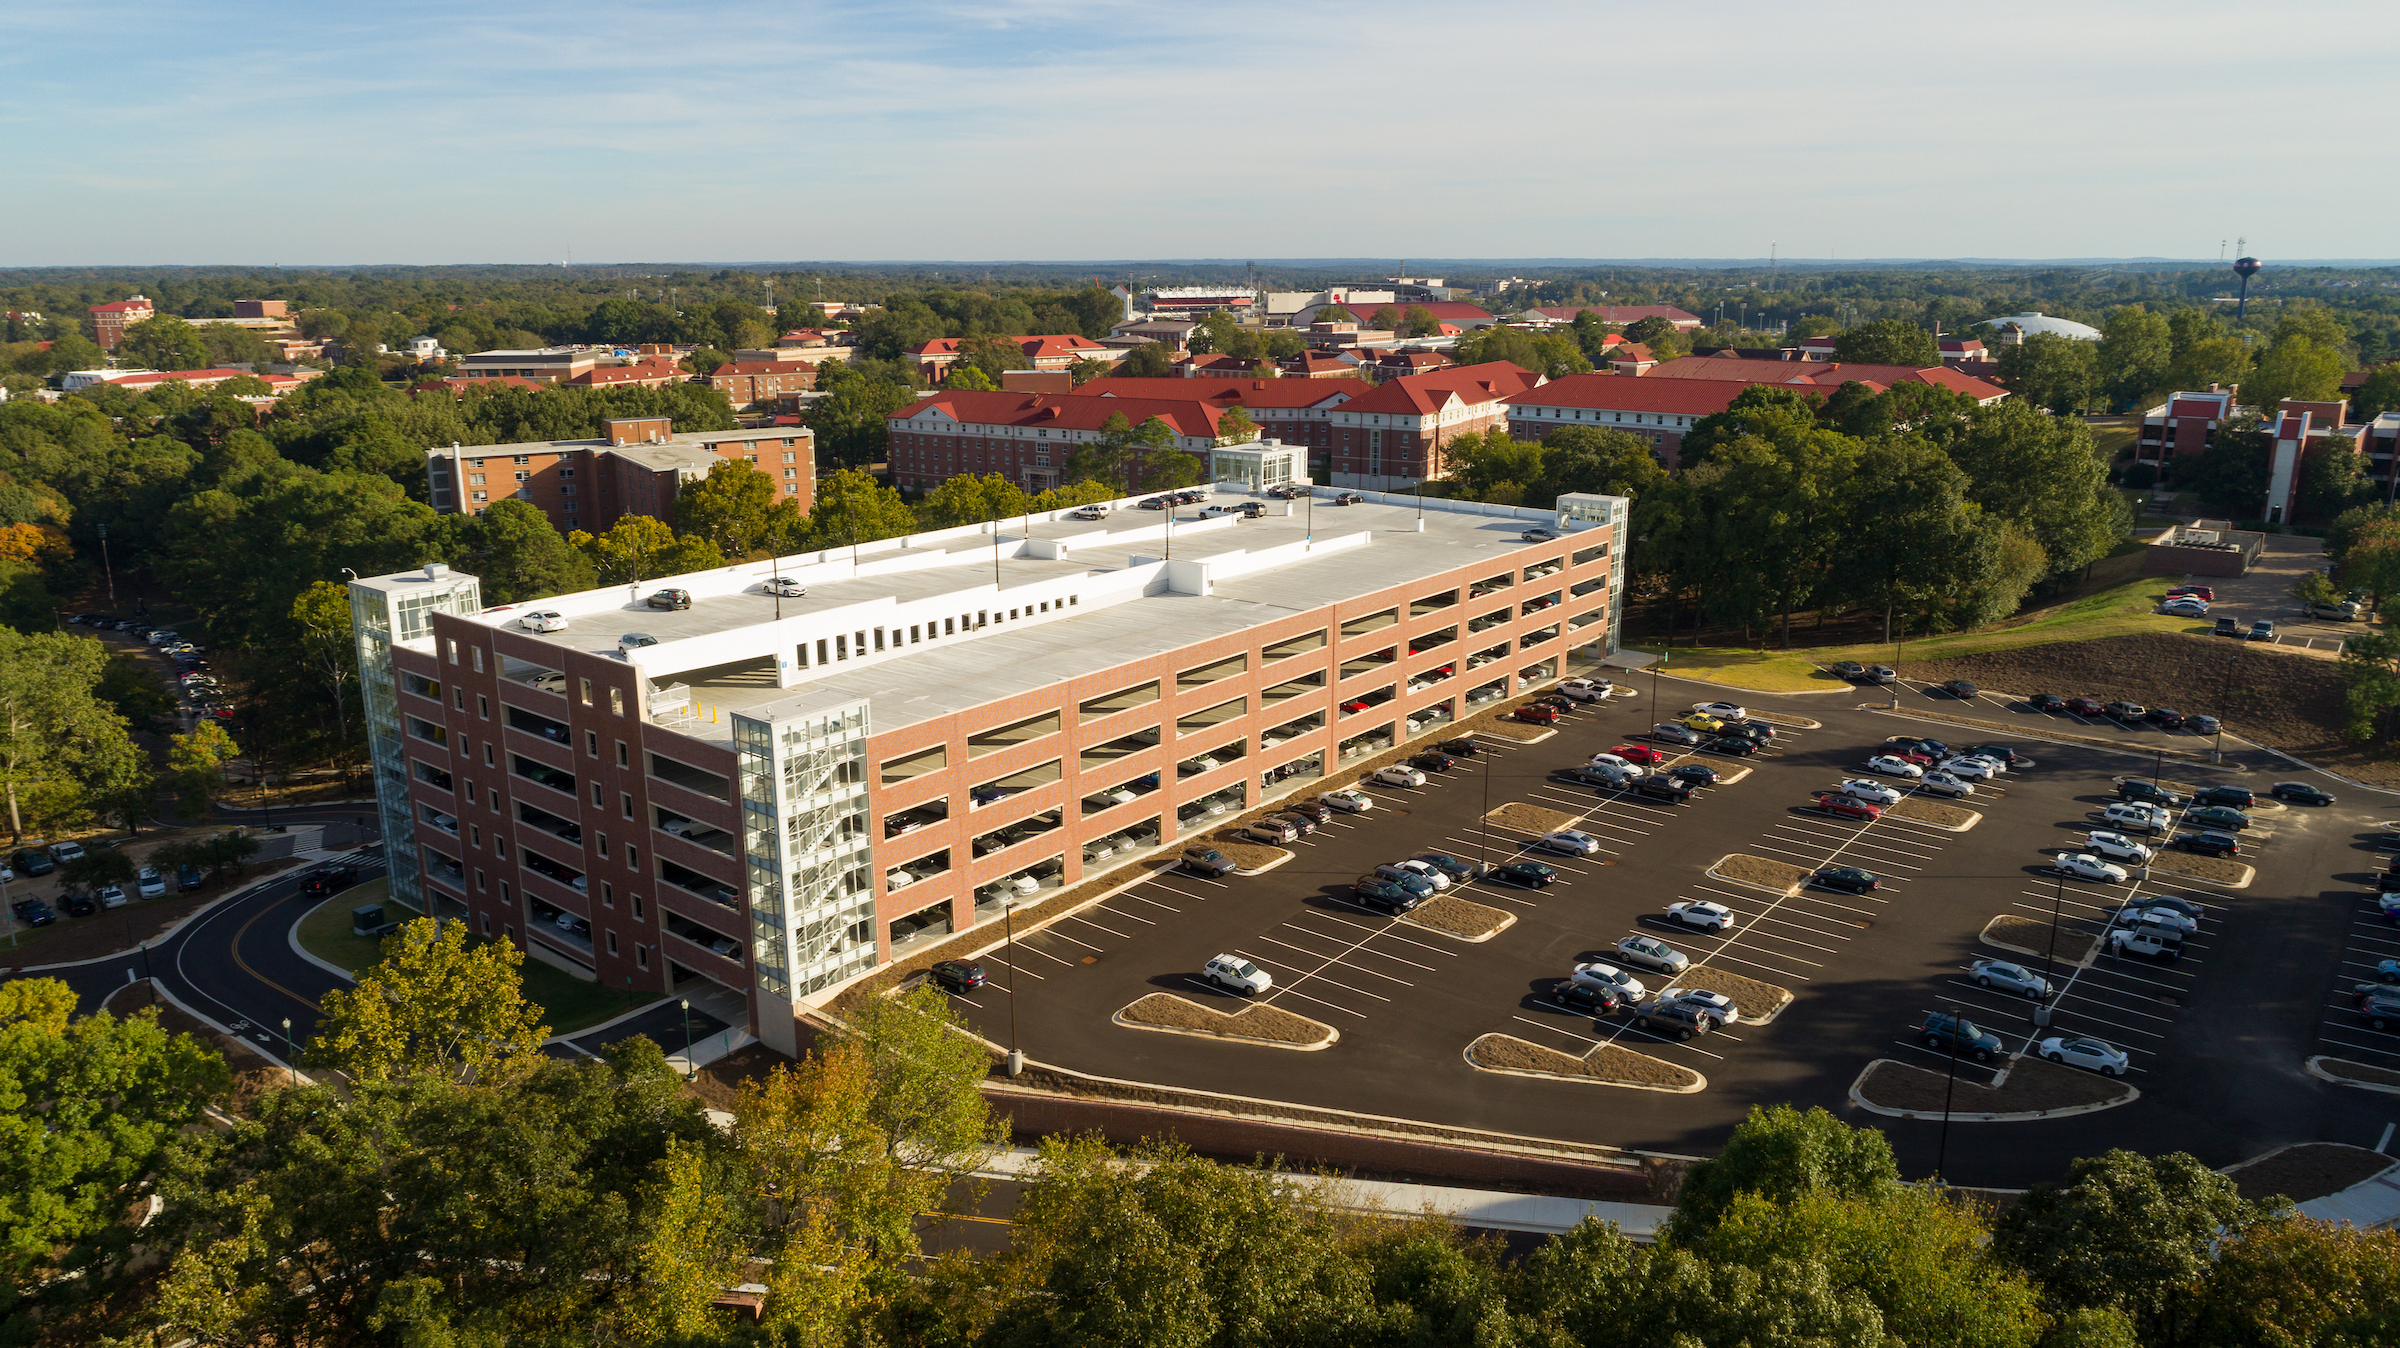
[[7, 0, 2397, 267]]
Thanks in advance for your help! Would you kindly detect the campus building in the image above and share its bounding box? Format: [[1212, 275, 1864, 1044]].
[[423, 416, 814, 536], [348, 486, 1628, 1054], [88, 295, 155, 349], [1503, 374, 1760, 467]]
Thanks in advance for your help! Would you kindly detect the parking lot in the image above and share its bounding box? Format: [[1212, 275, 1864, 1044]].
[[933, 674, 2399, 1186]]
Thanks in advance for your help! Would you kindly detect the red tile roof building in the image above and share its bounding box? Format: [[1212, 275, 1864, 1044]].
[[1639, 356, 2007, 403], [1503, 375, 1766, 467], [1517, 304, 1702, 330], [88, 296, 155, 349], [565, 359, 692, 391], [886, 390, 1228, 492], [1322, 362, 1542, 489], [905, 334, 1112, 382], [704, 360, 818, 406], [426, 416, 814, 535], [1071, 378, 1365, 465]]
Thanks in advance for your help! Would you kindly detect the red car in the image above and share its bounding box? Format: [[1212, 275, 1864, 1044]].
[[1610, 744, 1668, 766], [1515, 704, 1559, 725], [1815, 793, 1883, 821], [2064, 696, 2104, 717], [1341, 698, 1371, 714], [1890, 748, 1935, 767], [2168, 585, 2215, 601]]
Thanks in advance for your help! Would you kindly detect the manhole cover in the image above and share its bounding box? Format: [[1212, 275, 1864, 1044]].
[[1855, 919, 1872, 929], [1080, 955, 1097, 965]]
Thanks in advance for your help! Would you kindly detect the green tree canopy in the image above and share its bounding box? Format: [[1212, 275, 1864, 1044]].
[[1946, 401, 2128, 578], [919, 472, 1031, 529], [808, 466, 919, 549], [307, 916, 552, 1084], [1996, 331, 2100, 414], [569, 514, 721, 586], [804, 362, 918, 468], [2096, 305, 2173, 409], [1993, 1148, 2261, 1343], [450, 498, 597, 603], [120, 315, 212, 372], [165, 720, 240, 822], [1833, 318, 1938, 366], [673, 458, 805, 561], [0, 629, 148, 841], [2243, 333, 2349, 412]]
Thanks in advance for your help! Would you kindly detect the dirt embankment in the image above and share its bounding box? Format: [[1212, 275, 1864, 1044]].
[[1119, 993, 1334, 1048], [1467, 1033, 1701, 1091], [1858, 1054, 2130, 1114], [1710, 853, 1806, 894], [1894, 632, 2392, 782], [1404, 894, 1513, 940]]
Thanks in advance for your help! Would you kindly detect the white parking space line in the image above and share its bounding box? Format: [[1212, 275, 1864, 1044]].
[[1235, 949, 1396, 1002], [1284, 926, 1439, 972], [1247, 935, 1415, 989], [1066, 913, 1132, 940], [1015, 942, 1082, 969], [1094, 904, 1159, 926]]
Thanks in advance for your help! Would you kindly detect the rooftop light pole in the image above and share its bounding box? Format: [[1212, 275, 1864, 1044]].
[[1005, 898, 1023, 1076]]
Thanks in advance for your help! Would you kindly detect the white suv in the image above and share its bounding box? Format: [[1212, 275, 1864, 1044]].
[[1204, 954, 1272, 994]]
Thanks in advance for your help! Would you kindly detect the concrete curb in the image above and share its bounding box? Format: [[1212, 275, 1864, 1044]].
[[1703, 862, 1802, 898], [1979, 916, 2099, 970], [1231, 849, 1296, 877], [1846, 1058, 2137, 1121], [1860, 706, 2215, 763], [1747, 711, 1823, 730], [2307, 1055, 2400, 1096], [147, 976, 319, 1085], [1112, 997, 1339, 1052], [2145, 857, 2256, 890], [1886, 801, 1982, 832], [286, 901, 359, 983], [1463, 1037, 1707, 1094]]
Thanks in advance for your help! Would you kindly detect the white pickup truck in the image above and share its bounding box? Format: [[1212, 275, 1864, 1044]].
[[2107, 927, 2183, 961]]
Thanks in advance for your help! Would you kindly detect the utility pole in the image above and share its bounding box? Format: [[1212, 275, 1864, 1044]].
[[97, 522, 114, 602], [1005, 899, 1023, 1075]]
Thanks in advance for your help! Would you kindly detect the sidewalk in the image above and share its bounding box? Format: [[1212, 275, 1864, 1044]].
[[969, 1145, 1671, 1239], [2299, 1163, 2400, 1230]]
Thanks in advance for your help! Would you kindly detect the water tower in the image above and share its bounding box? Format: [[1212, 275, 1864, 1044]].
[[2233, 256, 2262, 322]]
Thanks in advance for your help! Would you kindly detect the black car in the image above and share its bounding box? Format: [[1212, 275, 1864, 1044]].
[[57, 891, 97, 917], [1637, 776, 1695, 804], [1862, 665, 1895, 684], [1352, 878, 1421, 915], [1332, 492, 1364, 505], [1919, 1012, 2002, 1063], [11, 849, 53, 876], [1137, 496, 1169, 510], [1439, 738, 1480, 757], [1966, 744, 2031, 767], [1940, 679, 1979, 699], [2195, 784, 2253, 809], [1668, 764, 1720, 787], [2187, 714, 2222, 735], [2180, 830, 2241, 857], [1704, 736, 1758, 756], [2117, 780, 2185, 807], [301, 864, 360, 898], [1496, 860, 1556, 888], [928, 960, 986, 993], [2188, 805, 2252, 831], [645, 587, 693, 611], [2213, 616, 2242, 637], [1832, 660, 1866, 680], [1286, 800, 1333, 825], [1560, 764, 1631, 788], [9, 898, 54, 928], [1887, 736, 1949, 758], [2145, 707, 2185, 729], [1551, 980, 1623, 1016], [1415, 852, 1484, 882], [2028, 693, 2066, 712], [1720, 720, 1774, 743], [2273, 781, 2336, 806], [1811, 866, 1881, 894], [1411, 752, 1457, 774]]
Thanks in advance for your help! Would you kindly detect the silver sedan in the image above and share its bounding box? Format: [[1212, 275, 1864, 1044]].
[[1970, 958, 2053, 1000]]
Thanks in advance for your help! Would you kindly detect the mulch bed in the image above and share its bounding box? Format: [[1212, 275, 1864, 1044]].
[[1673, 967, 1794, 1023], [1476, 719, 1555, 743], [1983, 914, 2100, 965], [1199, 834, 1293, 871], [685, 1041, 796, 1112], [1886, 797, 1977, 829], [1711, 853, 1806, 893], [1747, 711, 1822, 729], [2224, 1143, 2396, 1204], [1895, 631, 2400, 785], [2147, 851, 2253, 886], [1403, 894, 1513, 940], [1486, 802, 1577, 835], [1858, 1054, 2130, 1114], [2318, 1058, 2400, 1090], [1120, 993, 1334, 1047], [1467, 1033, 1700, 1090]]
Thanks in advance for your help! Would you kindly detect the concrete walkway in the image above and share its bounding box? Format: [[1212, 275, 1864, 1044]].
[[969, 1144, 1671, 1239], [2299, 1163, 2400, 1230]]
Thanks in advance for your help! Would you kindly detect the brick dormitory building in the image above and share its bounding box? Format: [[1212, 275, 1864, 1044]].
[[348, 485, 1629, 1055], [423, 416, 814, 537]]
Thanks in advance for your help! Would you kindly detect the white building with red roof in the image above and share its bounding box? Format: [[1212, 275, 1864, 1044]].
[[1071, 377, 1365, 465], [1503, 375, 1765, 467], [905, 334, 1115, 383], [1639, 355, 2006, 404], [886, 390, 1228, 492], [1515, 304, 1702, 331], [88, 295, 155, 349], [1320, 361, 1542, 490]]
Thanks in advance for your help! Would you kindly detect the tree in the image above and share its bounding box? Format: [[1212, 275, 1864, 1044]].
[[920, 472, 1030, 529], [2183, 421, 2273, 518], [808, 466, 919, 549], [2167, 309, 2251, 392], [307, 917, 551, 1084], [1539, 425, 1670, 503], [1451, 325, 1589, 378], [956, 334, 1030, 383], [95, 652, 175, 737], [41, 332, 104, 377], [1063, 413, 1196, 496], [681, 346, 730, 376], [2096, 306, 2173, 410], [1319, 304, 1356, 324], [1444, 429, 1547, 506], [2243, 334, 2349, 413], [1996, 332, 2099, 414], [1120, 342, 1175, 378], [1401, 305, 1442, 339], [569, 514, 721, 587], [165, 720, 240, 822], [2355, 364, 2400, 421], [673, 458, 805, 561], [804, 363, 918, 468], [450, 498, 597, 603], [0, 630, 147, 842], [1672, 1104, 1901, 1235], [288, 579, 363, 772], [1067, 357, 1110, 386], [0, 979, 228, 1314], [2340, 627, 2400, 742], [1992, 1148, 2260, 1344], [2299, 440, 2370, 523], [1216, 405, 1260, 445], [1947, 401, 2128, 578], [941, 363, 998, 391], [1833, 319, 1937, 366], [120, 315, 212, 373], [2192, 1214, 2400, 1348]]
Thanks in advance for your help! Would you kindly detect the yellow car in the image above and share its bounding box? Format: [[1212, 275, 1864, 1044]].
[[1681, 712, 1726, 733]]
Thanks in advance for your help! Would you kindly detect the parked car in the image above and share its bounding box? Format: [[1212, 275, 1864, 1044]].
[[1919, 770, 1975, 798], [2177, 830, 2242, 857], [1971, 958, 2054, 1000], [2051, 853, 2130, 883], [1680, 712, 1726, 733], [1569, 961, 1647, 1000], [1886, 736, 1949, 757], [1438, 738, 1480, 757], [1496, 860, 1556, 888], [1815, 793, 1882, 821], [1833, 660, 1867, 680], [1631, 998, 1714, 1041], [48, 840, 84, 864], [1415, 852, 1484, 882], [1863, 664, 1895, 684], [2272, 781, 2336, 805], [2249, 619, 2277, 641], [2028, 692, 2066, 711], [1664, 900, 1734, 932], [619, 632, 659, 652], [1320, 789, 1374, 813], [1203, 954, 1272, 994], [1719, 720, 1775, 743], [1864, 753, 1925, 779], [2213, 616, 2242, 637], [1180, 847, 1238, 878], [2065, 696, 2105, 716], [2109, 927, 2183, 961], [1939, 679, 1980, 699], [517, 609, 569, 632], [1535, 830, 1600, 857], [1587, 752, 1650, 779], [1556, 678, 1611, 702], [2194, 784, 2254, 808], [1704, 735, 1757, 757], [1667, 764, 1720, 787], [762, 575, 807, 597], [2145, 707, 2186, 729], [2039, 1036, 2130, 1076], [2111, 903, 2198, 936], [1637, 775, 1696, 804], [1351, 878, 1420, 915], [2116, 779, 2185, 807], [1521, 526, 1560, 542], [136, 867, 165, 899], [9, 898, 54, 928], [927, 959, 986, 993], [646, 588, 693, 611], [12, 849, 53, 877], [2311, 601, 2364, 621], [1410, 751, 1457, 774], [1370, 765, 1427, 788], [1514, 704, 1559, 726], [1240, 819, 1299, 845], [1919, 1012, 2002, 1062], [96, 884, 127, 909], [1286, 800, 1333, 824], [1692, 701, 1747, 721], [1550, 980, 1623, 1016], [2103, 700, 2147, 722], [2161, 598, 2209, 617], [1810, 866, 1880, 894], [2188, 805, 2252, 831], [1613, 934, 1689, 975], [1609, 743, 1668, 765], [176, 862, 202, 891], [1386, 859, 1452, 892], [2084, 831, 2154, 864], [1839, 779, 1902, 806]]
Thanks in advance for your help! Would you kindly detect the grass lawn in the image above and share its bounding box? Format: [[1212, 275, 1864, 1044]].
[[2088, 424, 2137, 458], [294, 880, 654, 1036], [1646, 576, 2188, 692]]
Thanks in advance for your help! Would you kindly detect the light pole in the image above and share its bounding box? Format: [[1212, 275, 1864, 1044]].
[[679, 998, 694, 1080], [1, 866, 15, 949], [1005, 899, 1023, 1076], [2036, 872, 2063, 1031], [2213, 652, 2236, 763], [281, 1018, 294, 1086], [1935, 1007, 1960, 1180]]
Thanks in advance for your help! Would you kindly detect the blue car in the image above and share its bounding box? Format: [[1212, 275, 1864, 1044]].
[[177, 863, 203, 891]]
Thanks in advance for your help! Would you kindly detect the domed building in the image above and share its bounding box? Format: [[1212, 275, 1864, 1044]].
[[1986, 312, 2102, 342]]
